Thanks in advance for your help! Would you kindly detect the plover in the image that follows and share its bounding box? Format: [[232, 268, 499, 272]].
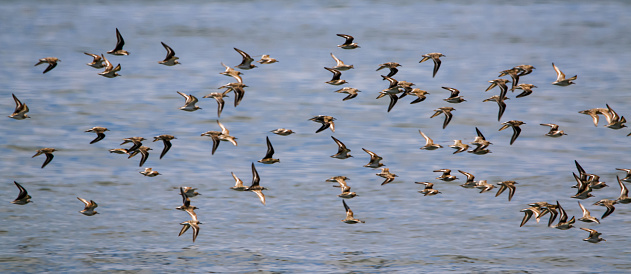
[[482, 94, 508, 121], [309, 115, 336, 133], [458, 170, 478, 188], [519, 207, 541, 227], [200, 120, 237, 155], [581, 228, 605, 243], [495, 181, 517, 201], [552, 201, 575, 230], [515, 84, 537, 98], [84, 52, 104, 68], [376, 62, 401, 77], [230, 172, 246, 191], [514, 64, 535, 76], [449, 140, 469, 154], [499, 120, 526, 145], [604, 104, 626, 129], [140, 167, 160, 177], [593, 199, 617, 219], [336, 34, 360, 49], [33, 148, 56, 168], [334, 87, 361, 101], [257, 54, 278, 64], [220, 62, 243, 83], [181, 187, 201, 198], [540, 123, 566, 137], [362, 148, 384, 168], [270, 128, 295, 136], [152, 135, 176, 159], [324, 67, 347, 85], [330, 52, 354, 71], [416, 182, 441, 196], [98, 54, 121, 78], [108, 148, 129, 154], [434, 169, 457, 181], [218, 82, 247, 107], [476, 180, 495, 193], [419, 130, 443, 150], [419, 52, 445, 78], [158, 42, 180, 66], [330, 136, 352, 159], [245, 163, 267, 205], [107, 28, 129, 55], [176, 91, 201, 112], [120, 137, 145, 152], [442, 87, 466, 103], [34, 57, 60, 74], [178, 208, 201, 243], [8, 94, 30, 120], [11, 181, 31, 205], [615, 175, 631, 204], [258, 136, 280, 164], [202, 90, 230, 117], [577, 201, 600, 224], [551, 62, 576, 86], [77, 197, 99, 216], [233, 48, 257, 70], [408, 88, 430, 104], [341, 200, 364, 223], [85, 127, 109, 144], [617, 168, 631, 182], [430, 107, 455, 129], [376, 168, 398, 185], [128, 146, 152, 167]]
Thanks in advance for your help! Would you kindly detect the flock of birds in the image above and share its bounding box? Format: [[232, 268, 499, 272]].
[[9, 30, 631, 244]]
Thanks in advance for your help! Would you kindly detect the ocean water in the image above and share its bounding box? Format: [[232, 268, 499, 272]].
[[2, 0, 631, 272]]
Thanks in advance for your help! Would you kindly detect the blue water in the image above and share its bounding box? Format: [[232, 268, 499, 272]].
[[2, 0, 631, 272]]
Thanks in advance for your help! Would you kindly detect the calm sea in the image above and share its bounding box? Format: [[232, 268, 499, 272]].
[[2, 0, 631, 272]]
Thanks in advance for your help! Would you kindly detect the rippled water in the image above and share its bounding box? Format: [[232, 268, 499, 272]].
[[2, 0, 631, 272]]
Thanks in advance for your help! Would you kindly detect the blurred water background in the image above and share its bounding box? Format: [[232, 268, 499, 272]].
[[2, 0, 631, 272]]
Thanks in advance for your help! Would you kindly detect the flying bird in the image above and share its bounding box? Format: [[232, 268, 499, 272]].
[[499, 120, 525, 145], [419, 52, 445, 78], [233, 48, 257, 70], [153, 134, 176, 159], [336, 34, 360, 49], [258, 136, 280, 164], [551, 62, 576, 86], [430, 107, 455, 129], [246, 163, 267, 205], [98, 54, 121, 78], [495, 181, 517, 201], [309, 115, 336, 133], [33, 148, 56, 168], [177, 91, 201, 111], [84, 52, 104, 68], [8, 94, 30, 120], [34, 57, 60, 74], [11, 181, 32, 205], [158, 42, 180, 66], [341, 200, 364, 223], [77, 197, 99, 216], [85, 127, 109, 144], [330, 136, 352, 159], [107, 28, 129, 55]]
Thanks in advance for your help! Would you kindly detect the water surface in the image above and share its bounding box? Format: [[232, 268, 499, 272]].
[[2, 0, 631, 272]]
